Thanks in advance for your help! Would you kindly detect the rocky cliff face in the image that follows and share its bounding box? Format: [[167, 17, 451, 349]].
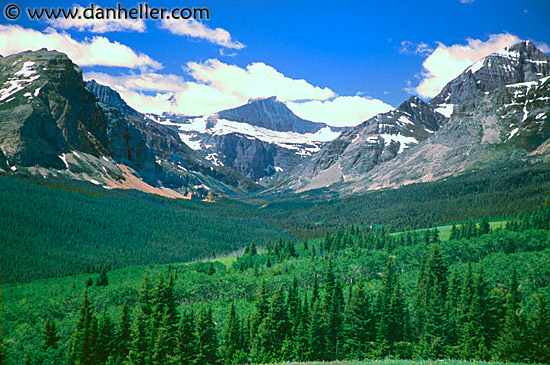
[[285, 96, 446, 191], [348, 75, 550, 192], [0, 49, 257, 196], [430, 41, 550, 107], [153, 98, 341, 181], [0, 49, 110, 170], [280, 41, 550, 193]]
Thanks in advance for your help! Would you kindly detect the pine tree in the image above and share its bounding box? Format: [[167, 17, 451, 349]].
[[495, 269, 526, 362], [444, 267, 460, 357], [95, 267, 109, 286], [117, 302, 132, 361], [374, 257, 407, 357], [68, 289, 99, 365], [176, 309, 196, 365], [42, 318, 61, 349], [528, 295, 550, 363], [479, 214, 491, 235], [259, 285, 288, 362], [126, 306, 152, 365], [194, 306, 218, 365], [221, 303, 242, 364], [97, 309, 117, 364], [342, 282, 373, 359], [308, 299, 325, 361]]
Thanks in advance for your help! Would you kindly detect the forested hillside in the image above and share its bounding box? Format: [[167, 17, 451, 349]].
[[2, 207, 549, 364], [2, 158, 550, 284], [0, 176, 287, 283]]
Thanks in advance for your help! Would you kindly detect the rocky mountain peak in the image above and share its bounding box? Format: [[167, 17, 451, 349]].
[[430, 41, 550, 107], [216, 96, 327, 133]]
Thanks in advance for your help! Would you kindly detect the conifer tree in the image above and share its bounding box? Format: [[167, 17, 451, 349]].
[[221, 303, 242, 364], [97, 309, 117, 364], [95, 267, 109, 286], [42, 318, 61, 349], [68, 290, 99, 365], [259, 285, 288, 361], [496, 269, 526, 362], [117, 302, 132, 361], [308, 299, 325, 361], [176, 309, 196, 365], [194, 306, 218, 365], [343, 282, 372, 359], [126, 306, 152, 365], [207, 262, 216, 276], [528, 295, 550, 363]]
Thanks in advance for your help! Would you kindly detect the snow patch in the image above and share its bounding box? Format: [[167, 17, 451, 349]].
[[507, 128, 519, 140], [397, 116, 414, 126], [467, 59, 484, 74], [14, 62, 36, 77], [89, 179, 101, 185], [59, 154, 69, 169], [435, 104, 454, 118], [34, 87, 41, 97], [205, 153, 223, 166], [379, 133, 418, 154]]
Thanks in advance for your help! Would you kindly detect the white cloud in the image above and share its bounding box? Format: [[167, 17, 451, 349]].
[[287, 96, 394, 127], [85, 59, 336, 116], [400, 41, 434, 56], [415, 33, 521, 98], [85, 72, 186, 92], [535, 41, 550, 53], [47, 5, 146, 33], [85, 60, 391, 125], [160, 18, 244, 49], [185, 59, 335, 102], [458, 0, 474, 3], [0, 25, 161, 70]]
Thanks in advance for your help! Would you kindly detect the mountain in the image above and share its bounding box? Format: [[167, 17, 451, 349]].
[[284, 96, 446, 191], [430, 40, 550, 115], [0, 49, 109, 171], [151, 97, 341, 181], [216, 96, 329, 133], [280, 41, 550, 193], [0, 49, 257, 197]]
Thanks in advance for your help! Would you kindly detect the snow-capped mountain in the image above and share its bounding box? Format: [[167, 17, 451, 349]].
[[149, 97, 342, 180], [281, 41, 550, 193], [283, 96, 446, 191], [430, 40, 550, 117], [0, 49, 257, 197], [347, 75, 550, 192]]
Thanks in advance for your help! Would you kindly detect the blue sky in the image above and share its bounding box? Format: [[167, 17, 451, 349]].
[[1, 0, 549, 126]]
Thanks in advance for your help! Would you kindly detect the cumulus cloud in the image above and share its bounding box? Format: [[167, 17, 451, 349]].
[[85, 59, 335, 116], [85, 72, 186, 92], [47, 5, 146, 33], [287, 96, 394, 127], [159, 18, 244, 49], [85, 59, 391, 125], [414, 33, 521, 98], [400, 41, 434, 56], [185, 59, 335, 102], [0, 25, 161, 70]]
